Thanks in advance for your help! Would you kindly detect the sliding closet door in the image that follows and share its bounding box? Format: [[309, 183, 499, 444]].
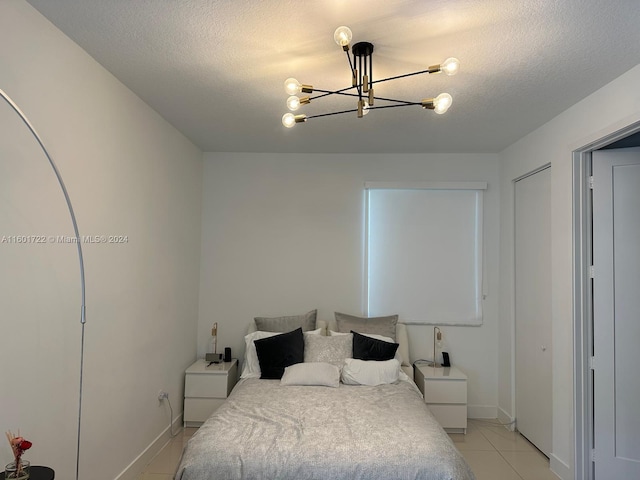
[[514, 166, 552, 456]]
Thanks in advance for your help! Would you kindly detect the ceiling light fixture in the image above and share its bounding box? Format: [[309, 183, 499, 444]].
[[282, 26, 460, 128]]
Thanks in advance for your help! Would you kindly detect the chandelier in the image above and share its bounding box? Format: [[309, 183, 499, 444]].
[[282, 26, 460, 128]]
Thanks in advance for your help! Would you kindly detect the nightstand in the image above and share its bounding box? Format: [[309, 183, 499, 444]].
[[414, 364, 467, 433], [184, 358, 238, 427]]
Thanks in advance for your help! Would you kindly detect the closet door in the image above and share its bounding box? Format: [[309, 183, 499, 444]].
[[514, 166, 552, 456]]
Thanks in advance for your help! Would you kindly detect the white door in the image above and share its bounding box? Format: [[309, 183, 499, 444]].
[[592, 148, 640, 478], [514, 167, 552, 456]]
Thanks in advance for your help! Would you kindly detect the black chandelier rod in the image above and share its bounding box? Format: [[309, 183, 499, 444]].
[[367, 102, 421, 109], [371, 67, 438, 86], [306, 101, 422, 120], [311, 86, 357, 100], [309, 67, 437, 101], [346, 50, 362, 97], [307, 108, 358, 119], [311, 88, 415, 105]]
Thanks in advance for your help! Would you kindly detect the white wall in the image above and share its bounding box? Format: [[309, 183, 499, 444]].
[[0, 2, 202, 479], [498, 63, 640, 479], [199, 152, 501, 417]]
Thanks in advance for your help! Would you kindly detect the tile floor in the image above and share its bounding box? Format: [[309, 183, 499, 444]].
[[138, 420, 560, 480], [449, 420, 560, 480]]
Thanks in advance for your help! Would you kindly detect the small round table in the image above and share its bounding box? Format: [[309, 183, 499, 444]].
[[1, 466, 54, 480]]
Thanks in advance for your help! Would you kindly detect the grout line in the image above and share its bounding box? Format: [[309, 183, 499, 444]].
[[474, 423, 526, 480]]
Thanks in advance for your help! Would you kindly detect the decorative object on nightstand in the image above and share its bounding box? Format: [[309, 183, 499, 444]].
[[205, 322, 223, 363], [414, 364, 467, 433], [432, 326, 443, 367], [4, 431, 32, 479], [184, 359, 238, 427]]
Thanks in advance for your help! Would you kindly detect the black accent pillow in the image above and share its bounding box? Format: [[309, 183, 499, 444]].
[[254, 328, 304, 379], [352, 331, 399, 361]]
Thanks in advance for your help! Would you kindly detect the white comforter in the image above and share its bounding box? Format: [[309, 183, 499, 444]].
[[175, 377, 475, 480]]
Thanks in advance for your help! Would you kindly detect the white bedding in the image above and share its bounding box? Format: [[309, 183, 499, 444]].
[[175, 377, 475, 480]]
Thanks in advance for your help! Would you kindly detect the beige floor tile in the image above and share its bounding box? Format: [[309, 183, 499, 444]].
[[500, 451, 560, 480], [449, 422, 497, 451], [140, 427, 197, 476], [461, 451, 523, 480], [475, 425, 538, 453], [145, 436, 185, 474], [180, 427, 197, 448]]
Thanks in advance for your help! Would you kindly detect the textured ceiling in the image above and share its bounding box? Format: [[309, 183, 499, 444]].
[[26, 0, 640, 153]]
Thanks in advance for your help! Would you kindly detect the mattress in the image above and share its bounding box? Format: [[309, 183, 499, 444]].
[[175, 377, 475, 480]]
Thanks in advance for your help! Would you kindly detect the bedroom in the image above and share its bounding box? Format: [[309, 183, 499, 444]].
[[1, 1, 639, 479]]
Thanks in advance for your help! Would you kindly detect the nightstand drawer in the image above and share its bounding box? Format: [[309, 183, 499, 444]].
[[184, 398, 226, 422], [185, 373, 232, 398], [428, 404, 467, 429], [424, 379, 467, 404]]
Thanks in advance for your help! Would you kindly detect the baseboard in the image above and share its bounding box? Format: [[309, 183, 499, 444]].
[[550, 453, 571, 480], [497, 406, 516, 431], [114, 413, 183, 480], [467, 404, 498, 419]]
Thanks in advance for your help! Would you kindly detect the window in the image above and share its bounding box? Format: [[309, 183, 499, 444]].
[[365, 182, 486, 325]]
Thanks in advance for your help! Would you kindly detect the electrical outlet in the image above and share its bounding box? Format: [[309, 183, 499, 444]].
[[158, 390, 169, 401]]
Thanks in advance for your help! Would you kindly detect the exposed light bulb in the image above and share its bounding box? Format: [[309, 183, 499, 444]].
[[333, 26, 353, 47], [282, 113, 296, 128], [441, 57, 460, 76], [286, 96, 301, 111], [362, 100, 370, 115], [284, 77, 301, 95], [433, 93, 453, 114], [282, 113, 307, 128]]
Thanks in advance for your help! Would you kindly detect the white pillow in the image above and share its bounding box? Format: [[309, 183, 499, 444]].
[[241, 330, 279, 379], [341, 358, 400, 386], [241, 328, 322, 379], [281, 362, 340, 388]]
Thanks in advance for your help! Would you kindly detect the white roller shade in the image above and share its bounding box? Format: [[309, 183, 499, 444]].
[[366, 182, 485, 325]]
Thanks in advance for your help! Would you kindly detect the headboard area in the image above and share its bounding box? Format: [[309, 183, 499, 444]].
[[247, 310, 413, 380]]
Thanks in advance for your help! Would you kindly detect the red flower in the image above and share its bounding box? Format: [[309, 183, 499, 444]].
[[18, 440, 32, 451]]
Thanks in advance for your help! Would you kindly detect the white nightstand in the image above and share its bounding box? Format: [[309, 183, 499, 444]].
[[184, 358, 238, 427], [414, 364, 467, 433]]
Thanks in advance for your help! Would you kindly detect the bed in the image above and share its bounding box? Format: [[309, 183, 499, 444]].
[[175, 312, 475, 480]]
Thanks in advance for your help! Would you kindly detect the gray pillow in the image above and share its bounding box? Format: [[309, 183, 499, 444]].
[[254, 309, 317, 332], [334, 312, 398, 341], [304, 334, 353, 367]]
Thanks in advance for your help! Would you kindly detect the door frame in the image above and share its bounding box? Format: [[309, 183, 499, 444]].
[[572, 119, 640, 480]]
